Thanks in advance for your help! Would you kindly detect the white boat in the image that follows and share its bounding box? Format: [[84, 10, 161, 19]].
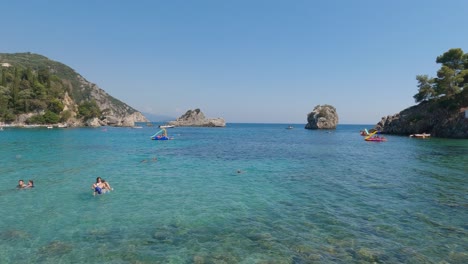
[[410, 133, 431, 138], [286, 126, 294, 129], [159, 125, 175, 128], [47, 126, 53, 129]]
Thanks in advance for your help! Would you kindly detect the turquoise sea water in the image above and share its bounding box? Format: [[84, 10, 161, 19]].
[[0, 124, 467, 263]]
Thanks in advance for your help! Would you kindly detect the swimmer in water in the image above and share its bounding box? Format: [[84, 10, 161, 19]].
[[26, 180, 34, 188], [17, 179, 26, 189], [141, 157, 157, 163], [91, 177, 104, 196], [101, 179, 113, 192]]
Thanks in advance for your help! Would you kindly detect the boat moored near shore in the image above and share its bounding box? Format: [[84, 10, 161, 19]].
[[410, 133, 431, 138]]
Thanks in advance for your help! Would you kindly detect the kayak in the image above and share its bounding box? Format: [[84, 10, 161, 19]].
[[364, 131, 387, 142]]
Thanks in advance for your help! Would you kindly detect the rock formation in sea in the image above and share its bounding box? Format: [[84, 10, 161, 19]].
[[374, 89, 468, 138], [167, 109, 226, 127], [305, 105, 339, 129]]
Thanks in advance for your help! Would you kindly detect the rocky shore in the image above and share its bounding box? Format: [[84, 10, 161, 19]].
[[375, 90, 468, 139], [3, 110, 147, 128]]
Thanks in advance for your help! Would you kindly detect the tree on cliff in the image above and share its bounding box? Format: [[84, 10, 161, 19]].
[[0, 65, 69, 123], [414, 48, 468, 103]]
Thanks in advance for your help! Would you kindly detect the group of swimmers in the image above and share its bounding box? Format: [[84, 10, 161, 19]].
[[91, 177, 113, 196], [16, 177, 111, 196], [17, 179, 34, 189]]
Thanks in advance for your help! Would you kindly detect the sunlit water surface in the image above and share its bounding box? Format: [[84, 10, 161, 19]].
[[0, 124, 467, 263]]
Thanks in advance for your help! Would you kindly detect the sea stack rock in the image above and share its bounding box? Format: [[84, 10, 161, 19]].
[[305, 104, 339, 129], [167, 109, 226, 127]]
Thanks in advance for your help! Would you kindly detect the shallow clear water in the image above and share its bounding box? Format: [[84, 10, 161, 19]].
[[0, 124, 467, 263]]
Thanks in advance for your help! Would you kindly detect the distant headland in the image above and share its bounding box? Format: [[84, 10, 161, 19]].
[[0, 52, 148, 127], [374, 48, 468, 139]]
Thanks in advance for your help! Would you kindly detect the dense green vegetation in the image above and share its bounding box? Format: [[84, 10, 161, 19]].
[[414, 48, 468, 102], [0, 52, 136, 124], [0, 62, 102, 123], [78, 100, 101, 120], [0, 63, 66, 122]]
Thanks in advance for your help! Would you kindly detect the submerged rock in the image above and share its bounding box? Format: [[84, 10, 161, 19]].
[[357, 247, 383, 263], [193, 255, 207, 264], [305, 105, 339, 129], [0, 229, 30, 240], [39, 241, 73, 256]]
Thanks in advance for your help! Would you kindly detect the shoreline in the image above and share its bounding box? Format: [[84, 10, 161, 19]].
[[0, 123, 69, 128]]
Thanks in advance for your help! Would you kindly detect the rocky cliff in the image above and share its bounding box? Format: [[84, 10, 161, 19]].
[[375, 89, 468, 138], [73, 75, 149, 127], [167, 109, 226, 127], [305, 105, 339, 129]]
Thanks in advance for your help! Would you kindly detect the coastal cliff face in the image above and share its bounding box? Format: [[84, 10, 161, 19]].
[[375, 89, 468, 138], [167, 109, 226, 127], [305, 105, 339, 129], [75, 75, 149, 127]]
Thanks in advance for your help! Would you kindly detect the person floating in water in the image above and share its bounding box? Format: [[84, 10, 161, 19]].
[[140, 157, 157, 163], [92, 177, 113, 196], [17, 179, 26, 189], [101, 179, 113, 192], [26, 180, 34, 188], [92, 177, 104, 196]]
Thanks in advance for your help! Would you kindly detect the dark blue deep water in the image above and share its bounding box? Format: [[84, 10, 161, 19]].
[[0, 124, 467, 263]]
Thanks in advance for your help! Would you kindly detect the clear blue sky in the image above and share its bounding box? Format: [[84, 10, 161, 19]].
[[1, 0, 467, 124]]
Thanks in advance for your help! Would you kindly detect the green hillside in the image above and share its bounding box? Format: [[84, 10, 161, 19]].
[[0, 52, 137, 124]]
